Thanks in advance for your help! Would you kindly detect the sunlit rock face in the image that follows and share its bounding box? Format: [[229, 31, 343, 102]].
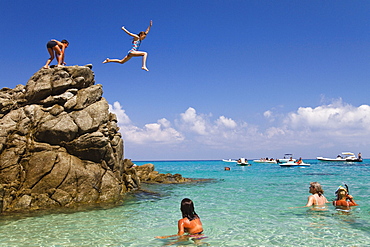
[[0, 65, 139, 213]]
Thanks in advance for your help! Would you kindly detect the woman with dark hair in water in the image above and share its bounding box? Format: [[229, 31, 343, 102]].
[[155, 198, 203, 239]]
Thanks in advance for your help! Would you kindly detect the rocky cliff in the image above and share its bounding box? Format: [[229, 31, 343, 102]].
[[0, 65, 195, 214], [0, 65, 140, 213]]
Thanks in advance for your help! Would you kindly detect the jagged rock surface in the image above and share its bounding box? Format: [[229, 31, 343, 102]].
[[134, 163, 192, 183], [0, 65, 140, 213]]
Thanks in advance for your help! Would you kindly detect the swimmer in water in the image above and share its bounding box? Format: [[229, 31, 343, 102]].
[[333, 185, 358, 210], [155, 198, 203, 240], [103, 20, 152, 71], [306, 182, 329, 208]]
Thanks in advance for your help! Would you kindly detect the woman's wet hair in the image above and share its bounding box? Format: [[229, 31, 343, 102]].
[[61, 39, 69, 45], [310, 182, 325, 196], [180, 198, 198, 221], [138, 31, 146, 37]]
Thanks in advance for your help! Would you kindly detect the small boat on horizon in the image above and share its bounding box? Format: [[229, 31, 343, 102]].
[[236, 158, 250, 166], [253, 158, 277, 164], [222, 159, 237, 163], [280, 159, 310, 167], [317, 152, 362, 162], [277, 154, 296, 163]]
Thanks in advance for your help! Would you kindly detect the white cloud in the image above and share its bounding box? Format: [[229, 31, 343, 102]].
[[177, 107, 208, 135], [265, 127, 286, 138], [285, 99, 370, 134], [109, 99, 370, 159], [263, 110, 272, 118], [216, 116, 237, 129], [175, 108, 245, 145], [109, 101, 184, 144], [109, 101, 131, 125]]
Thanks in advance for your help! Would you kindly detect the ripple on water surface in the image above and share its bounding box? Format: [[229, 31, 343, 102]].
[[1, 160, 370, 246]]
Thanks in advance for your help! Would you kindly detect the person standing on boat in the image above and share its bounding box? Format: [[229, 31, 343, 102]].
[[333, 185, 358, 209], [306, 182, 329, 207]]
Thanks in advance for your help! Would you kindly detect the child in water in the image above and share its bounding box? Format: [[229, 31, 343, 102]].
[[103, 20, 152, 71], [333, 185, 358, 209]]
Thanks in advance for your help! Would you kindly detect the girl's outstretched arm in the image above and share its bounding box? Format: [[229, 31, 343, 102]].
[[145, 20, 153, 35], [121, 26, 139, 38]]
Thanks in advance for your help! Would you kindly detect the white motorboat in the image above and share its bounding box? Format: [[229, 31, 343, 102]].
[[317, 152, 362, 162], [279, 160, 310, 167], [277, 154, 296, 163], [253, 159, 277, 164], [236, 158, 250, 166], [222, 159, 237, 163]]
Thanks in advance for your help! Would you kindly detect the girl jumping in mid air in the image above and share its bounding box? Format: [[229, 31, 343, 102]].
[[103, 20, 152, 71]]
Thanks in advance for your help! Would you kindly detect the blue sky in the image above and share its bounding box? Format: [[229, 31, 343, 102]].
[[1, 1, 370, 160]]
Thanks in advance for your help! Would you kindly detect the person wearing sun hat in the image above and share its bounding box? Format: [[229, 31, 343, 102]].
[[333, 185, 358, 208]]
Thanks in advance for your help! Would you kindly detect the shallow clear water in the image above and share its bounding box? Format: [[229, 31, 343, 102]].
[[1, 159, 370, 246]]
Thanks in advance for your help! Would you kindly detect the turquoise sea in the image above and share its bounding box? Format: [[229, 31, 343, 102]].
[[1, 159, 370, 246]]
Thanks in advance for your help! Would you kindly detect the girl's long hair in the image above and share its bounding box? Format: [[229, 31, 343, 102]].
[[180, 198, 198, 221]]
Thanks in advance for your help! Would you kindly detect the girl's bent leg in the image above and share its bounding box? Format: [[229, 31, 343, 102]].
[[44, 48, 55, 69], [129, 51, 149, 71], [141, 52, 149, 71], [103, 55, 132, 64], [53, 46, 62, 66]]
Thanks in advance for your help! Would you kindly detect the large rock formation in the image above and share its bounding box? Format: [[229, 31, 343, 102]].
[[0, 65, 199, 214], [0, 65, 140, 213]]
